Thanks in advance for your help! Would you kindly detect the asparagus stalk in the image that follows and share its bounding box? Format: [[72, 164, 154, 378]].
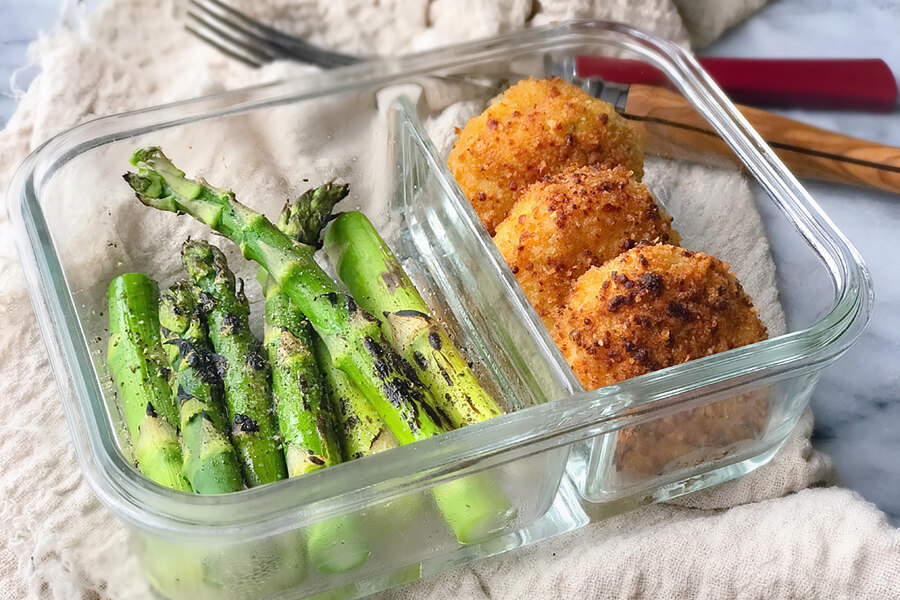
[[264, 183, 369, 572], [272, 183, 398, 462], [262, 183, 349, 476], [159, 281, 245, 494], [264, 287, 342, 475], [314, 338, 425, 577], [181, 239, 287, 487], [107, 273, 192, 492], [125, 147, 447, 448], [140, 532, 308, 599], [269, 322, 371, 576], [276, 182, 348, 249], [318, 335, 505, 549], [323, 211, 504, 428], [313, 336, 399, 460]]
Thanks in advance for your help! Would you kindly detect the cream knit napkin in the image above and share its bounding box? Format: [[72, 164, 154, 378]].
[[1, 1, 898, 599]]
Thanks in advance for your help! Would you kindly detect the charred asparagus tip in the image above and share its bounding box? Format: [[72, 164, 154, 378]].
[[277, 182, 350, 249]]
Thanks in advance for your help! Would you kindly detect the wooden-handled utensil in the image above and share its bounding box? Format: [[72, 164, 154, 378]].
[[597, 82, 900, 194]]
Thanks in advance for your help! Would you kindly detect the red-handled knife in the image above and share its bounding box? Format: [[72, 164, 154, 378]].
[[543, 56, 900, 193], [567, 76, 900, 195], [574, 56, 898, 111]]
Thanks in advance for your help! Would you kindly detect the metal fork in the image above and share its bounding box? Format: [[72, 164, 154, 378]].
[[184, 0, 581, 89], [186, 0, 362, 69]]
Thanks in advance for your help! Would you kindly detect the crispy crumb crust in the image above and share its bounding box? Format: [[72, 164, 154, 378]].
[[551, 244, 770, 477], [552, 244, 768, 390], [447, 77, 644, 235], [493, 165, 679, 330]]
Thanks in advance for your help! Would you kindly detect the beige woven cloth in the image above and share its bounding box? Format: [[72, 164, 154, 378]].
[[1, 1, 898, 599]]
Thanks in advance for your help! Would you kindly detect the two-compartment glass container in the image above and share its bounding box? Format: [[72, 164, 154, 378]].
[[8, 21, 872, 600]]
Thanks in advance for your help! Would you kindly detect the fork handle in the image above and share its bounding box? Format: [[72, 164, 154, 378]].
[[623, 84, 900, 194]]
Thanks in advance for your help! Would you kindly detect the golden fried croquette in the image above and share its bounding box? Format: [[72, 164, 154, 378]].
[[448, 77, 645, 235], [493, 165, 679, 330], [551, 244, 770, 477], [552, 244, 767, 389]]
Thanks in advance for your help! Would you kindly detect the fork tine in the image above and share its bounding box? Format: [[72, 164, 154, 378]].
[[188, 1, 288, 61], [185, 18, 269, 68], [195, 0, 296, 45], [193, 0, 359, 68]]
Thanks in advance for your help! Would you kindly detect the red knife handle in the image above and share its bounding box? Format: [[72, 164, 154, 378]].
[[576, 56, 898, 111]]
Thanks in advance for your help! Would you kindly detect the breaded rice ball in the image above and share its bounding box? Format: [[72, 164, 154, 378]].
[[552, 244, 770, 476], [493, 165, 679, 330], [552, 244, 767, 390], [448, 77, 645, 235]]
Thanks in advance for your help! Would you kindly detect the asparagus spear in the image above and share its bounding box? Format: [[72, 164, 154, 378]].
[[264, 184, 370, 572], [313, 337, 419, 577], [107, 273, 192, 492], [140, 533, 308, 599], [262, 183, 349, 477], [323, 210, 504, 428], [317, 336, 506, 547], [264, 288, 341, 475], [181, 239, 287, 487], [125, 147, 447, 448], [159, 281, 245, 494], [313, 336, 399, 461], [266, 296, 371, 574], [271, 182, 398, 462], [276, 182, 348, 250]]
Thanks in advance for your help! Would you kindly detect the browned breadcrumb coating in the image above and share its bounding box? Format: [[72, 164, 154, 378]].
[[447, 77, 645, 235], [552, 244, 767, 390], [551, 244, 770, 477], [493, 165, 680, 330]]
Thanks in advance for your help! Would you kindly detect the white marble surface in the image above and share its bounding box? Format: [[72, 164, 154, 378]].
[[1, 0, 898, 524], [704, 0, 900, 525]]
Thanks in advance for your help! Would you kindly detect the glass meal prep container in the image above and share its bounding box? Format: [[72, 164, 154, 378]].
[[8, 21, 872, 600]]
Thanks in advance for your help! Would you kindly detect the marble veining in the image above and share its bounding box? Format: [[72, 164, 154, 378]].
[[1, 0, 898, 523]]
